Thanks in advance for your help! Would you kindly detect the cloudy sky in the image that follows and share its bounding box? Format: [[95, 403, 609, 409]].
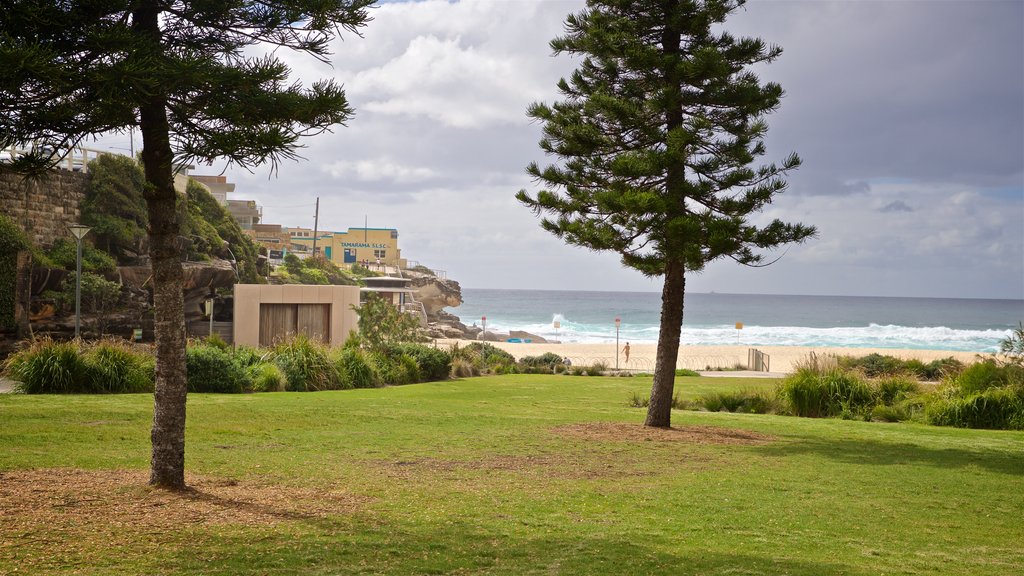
[[104, 1, 1024, 299]]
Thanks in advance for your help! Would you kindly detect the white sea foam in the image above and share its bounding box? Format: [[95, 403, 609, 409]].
[[478, 319, 1009, 352]]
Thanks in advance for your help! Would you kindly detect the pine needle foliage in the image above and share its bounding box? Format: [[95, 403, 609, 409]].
[[517, 0, 816, 427]]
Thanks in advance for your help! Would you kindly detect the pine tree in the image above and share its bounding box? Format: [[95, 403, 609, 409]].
[[0, 0, 373, 488], [517, 0, 816, 427]]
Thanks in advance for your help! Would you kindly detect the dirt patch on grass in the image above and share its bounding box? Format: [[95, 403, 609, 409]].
[[381, 451, 661, 481], [550, 422, 775, 445], [0, 468, 366, 531]]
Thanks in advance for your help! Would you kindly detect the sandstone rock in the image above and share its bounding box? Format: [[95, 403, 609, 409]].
[[509, 330, 547, 344], [477, 330, 509, 342], [406, 271, 463, 320]]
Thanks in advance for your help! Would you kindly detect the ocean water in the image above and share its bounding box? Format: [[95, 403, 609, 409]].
[[446, 289, 1024, 353]]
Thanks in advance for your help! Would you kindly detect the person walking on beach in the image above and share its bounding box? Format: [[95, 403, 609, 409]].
[[622, 342, 631, 364]]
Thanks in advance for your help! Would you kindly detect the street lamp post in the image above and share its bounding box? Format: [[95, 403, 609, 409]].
[[68, 224, 91, 339], [614, 316, 621, 370], [205, 298, 215, 337]]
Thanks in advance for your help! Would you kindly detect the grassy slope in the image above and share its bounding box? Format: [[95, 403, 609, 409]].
[[1, 375, 1022, 575]]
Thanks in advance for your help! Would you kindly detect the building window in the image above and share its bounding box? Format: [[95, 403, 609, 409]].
[[373, 249, 386, 259]]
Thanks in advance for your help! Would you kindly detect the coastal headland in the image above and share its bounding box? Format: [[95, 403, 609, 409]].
[[435, 339, 983, 374]]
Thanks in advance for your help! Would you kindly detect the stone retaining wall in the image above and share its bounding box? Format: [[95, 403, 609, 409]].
[[0, 170, 89, 249]]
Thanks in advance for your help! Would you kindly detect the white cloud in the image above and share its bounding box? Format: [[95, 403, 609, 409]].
[[322, 158, 439, 183]]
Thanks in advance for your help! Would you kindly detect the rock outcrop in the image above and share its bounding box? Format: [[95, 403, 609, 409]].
[[406, 271, 462, 319]]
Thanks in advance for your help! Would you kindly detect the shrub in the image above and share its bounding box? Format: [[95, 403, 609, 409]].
[[451, 358, 478, 378], [875, 376, 920, 406], [82, 340, 154, 393], [926, 386, 1024, 430], [585, 361, 607, 376], [248, 362, 286, 392], [273, 335, 341, 391], [954, 361, 1014, 395], [335, 347, 377, 388], [698, 389, 777, 414], [4, 338, 90, 393], [186, 344, 247, 393], [4, 338, 155, 394], [675, 368, 701, 377], [367, 351, 402, 385], [232, 345, 269, 368], [395, 343, 450, 381], [778, 368, 874, 418], [922, 357, 964, 380], [870, 404, 910, 423], [923, 360, 1024, 430], [520, 352, 564, 369], [398, 354, 421, 384]]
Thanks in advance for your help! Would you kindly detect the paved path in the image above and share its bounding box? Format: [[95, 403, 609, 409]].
[[0, 378, 17, 393], [697, 370, 787, 379]]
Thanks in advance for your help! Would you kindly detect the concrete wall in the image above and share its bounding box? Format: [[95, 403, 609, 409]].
[[0, 170, 89, 249], [233, 284, 360, 348]]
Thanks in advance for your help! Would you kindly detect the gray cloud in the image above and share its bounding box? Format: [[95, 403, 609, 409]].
[[879, 201, 913, 214], [89, 0, 1023, 299]]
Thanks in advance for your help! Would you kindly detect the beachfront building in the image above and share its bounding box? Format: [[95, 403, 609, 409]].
[[190, 175, 234, 204], [233, 284, 360, 347], [291, 227, 403, 269]]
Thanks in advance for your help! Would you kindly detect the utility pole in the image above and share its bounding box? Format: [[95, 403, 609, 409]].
[[311, 197, 320, 256]]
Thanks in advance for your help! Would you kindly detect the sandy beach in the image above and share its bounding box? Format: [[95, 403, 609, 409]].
[[436, 339, 984, 374]]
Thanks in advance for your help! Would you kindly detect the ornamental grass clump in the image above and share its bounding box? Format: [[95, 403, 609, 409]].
[[247, 362, 287, 392], [273, 335, 343, 391], [82, 340, 154, 393], [697, 389, 778, 414], [393, 343, 450, 381], [4, 337, 154, 394], [925, 360, 1024, 430], [778, 367, 874, 418], [333, 347, 377, 389]]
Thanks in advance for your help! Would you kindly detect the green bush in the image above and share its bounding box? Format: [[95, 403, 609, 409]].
[[520, 352, 564, 369], [870, 404, 911, 423], [4, 338, 155, 394], [954, 361, 1014, 395], [779, 368, 874, 418], [186, 344, 247, 393], [923, 360, 1024, 430], [247, 362, 286, 392], [0, 213, 30, 331], [82, 340, 154, 393], [232, 345, 269, 368], [367, 351, 405, 385], [926, 386, 1024, 430], [921, 357, 964, 380], [273, 335, 342, 391], [334, 347, 377, 388], [698, 389, 777, 414], [875, 376, 920, 406], [45, 238, 117, 274], [5, 338, 90, 393], [449, 342, 517, 375], [675, 368, 701, 377], [585, 361, 607, 376], [395, 343, 450, 381]]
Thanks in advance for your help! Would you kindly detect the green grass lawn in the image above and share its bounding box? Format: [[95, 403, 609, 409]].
[[1, 375, 1022, 575]]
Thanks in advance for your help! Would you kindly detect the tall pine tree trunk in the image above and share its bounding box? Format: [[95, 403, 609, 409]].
[[136, 2, 188, 490], [645, 259, 685, 428]]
